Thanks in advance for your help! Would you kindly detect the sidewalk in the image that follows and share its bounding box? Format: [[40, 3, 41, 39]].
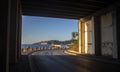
[[65, 50, 120, 64]]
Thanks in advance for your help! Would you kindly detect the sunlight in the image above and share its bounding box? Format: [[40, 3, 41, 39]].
[[85, 22, 88, 54], [78, 20, 82, 54]]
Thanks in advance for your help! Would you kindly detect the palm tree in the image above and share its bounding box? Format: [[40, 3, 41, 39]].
[[72, 32, 78, 40], [70, 32, 79, 51], [71, 32, 78, 44], [72, 32, 76, 40]]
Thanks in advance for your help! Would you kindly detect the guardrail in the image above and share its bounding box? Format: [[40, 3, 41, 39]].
[[21, 46, 69, 55]]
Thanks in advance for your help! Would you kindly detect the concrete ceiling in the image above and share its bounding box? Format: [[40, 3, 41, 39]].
[[21, 0, 117, 19]]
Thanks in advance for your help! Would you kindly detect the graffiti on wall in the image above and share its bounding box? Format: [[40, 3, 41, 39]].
[[101, 41, 113, 56]]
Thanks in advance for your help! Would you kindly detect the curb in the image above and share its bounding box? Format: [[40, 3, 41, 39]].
[[65, 50, 120, 64]]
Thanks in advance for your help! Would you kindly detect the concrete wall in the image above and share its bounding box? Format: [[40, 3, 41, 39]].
[[101, 12, 113, 56], [86, 19, 95, 54], [87, 20, 93, 54], [78, 18, 95, 54]]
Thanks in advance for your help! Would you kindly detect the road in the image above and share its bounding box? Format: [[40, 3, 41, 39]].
[[29, 49, 120, 72]]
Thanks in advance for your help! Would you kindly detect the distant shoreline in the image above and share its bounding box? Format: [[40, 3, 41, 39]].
[[21, 43, 68, 48]]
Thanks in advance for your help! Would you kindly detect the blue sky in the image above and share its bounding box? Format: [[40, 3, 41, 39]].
[[22, 16, 78, 44]]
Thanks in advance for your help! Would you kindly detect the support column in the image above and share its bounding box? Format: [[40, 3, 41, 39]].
[[17, 2, 22, 59], [9, 0, 19, 64], [81, 22, 85, 54], [78, 20, 86, 54], [78, 20, 82, 53], [93, 16, 101, 56], [1, 0, 10, 72], [92, 17, 95, 54], [117, 7, 120, 59], [113, 7, 120, 59]]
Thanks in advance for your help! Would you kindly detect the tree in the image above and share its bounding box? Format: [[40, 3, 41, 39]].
[[70, 32, 79, 51], [72, 32, 78, 40]]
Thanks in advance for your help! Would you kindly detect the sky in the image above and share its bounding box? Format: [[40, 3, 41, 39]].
[[22, 16, 78, 44]]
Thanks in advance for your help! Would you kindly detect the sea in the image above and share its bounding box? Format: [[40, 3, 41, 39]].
[[21, 44, 68, 48]]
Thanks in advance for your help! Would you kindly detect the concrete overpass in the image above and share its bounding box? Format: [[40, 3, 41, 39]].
[[1, 0, 120, 72]]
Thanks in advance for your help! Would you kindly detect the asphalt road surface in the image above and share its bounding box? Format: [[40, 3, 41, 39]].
[[29, 50, 120, 72]]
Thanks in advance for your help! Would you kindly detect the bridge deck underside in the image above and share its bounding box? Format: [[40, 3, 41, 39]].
[[21, 0, 116, 19]]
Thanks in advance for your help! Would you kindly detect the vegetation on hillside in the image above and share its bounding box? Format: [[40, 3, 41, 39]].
[[69, 32, 79, 51], [34, 40, 72, 45]]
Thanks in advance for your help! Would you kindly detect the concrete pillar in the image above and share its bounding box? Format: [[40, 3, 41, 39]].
[[91, 17, 95, 54], [112, 7, 120, 59], [78, 20, 86, 54], [1, 0, 11, 72], [78, 20, 81, 53], [9, 0, 20, 64], [93, 16, 101, 56], [81, 22, 85, 54], [116, 7, 120, 59], [17, 0, 22, 59]]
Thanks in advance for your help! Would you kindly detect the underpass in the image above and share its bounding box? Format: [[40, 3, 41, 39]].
[[2, 0, 120, 72]]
